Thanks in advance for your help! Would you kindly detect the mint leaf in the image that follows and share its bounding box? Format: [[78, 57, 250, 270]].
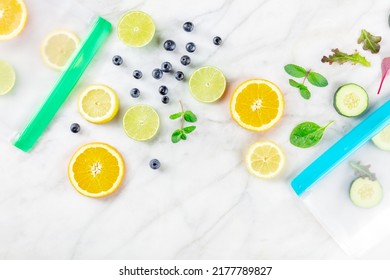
[[358, 29, 381, 54], [169, 112, 183, 120], [184, 111, 197, 123], [183, 126, 196, 134], [307, 72, 328, 87], [284, 64, 307, 78], [181, 133, 187, 140], [289, 79, 302, 88], [290, 121, 334, 148], [299, 85, 311, 99], [171, 129, 182, 143]]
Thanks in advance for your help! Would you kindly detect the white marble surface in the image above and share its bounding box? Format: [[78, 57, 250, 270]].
[[1, 0, 390, 259]]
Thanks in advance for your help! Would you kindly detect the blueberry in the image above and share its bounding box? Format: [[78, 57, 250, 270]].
[[149, 159, 161, 170], [183, 22, 194, 32], [112, 55, 123, 66], [180, 55, 191, 66], [130, 88, 140, 98], [175, 71, 185, 81], [213, 36, 222, 45], [159, 85, 168, 95], [152, 68, 163, 79], [186, 42, 196, 53], [161, 61, 172, 73], [163, 40, 176, 51], [161, 96, 170, 104], [133, 70, 143, 79], [70, 123, 80, 133]]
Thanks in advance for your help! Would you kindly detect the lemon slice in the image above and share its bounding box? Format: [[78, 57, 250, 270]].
[[41, 30, 80, 70], [189, 66, 226, 103], [246, 141, 285, 179], [117, 11, 155, 47], [78, 84, 119, 124], [123, 104, 160, 141], [0, 0, 28, 41], [68, 142, 125, 198], [0, 60, 16, 95]]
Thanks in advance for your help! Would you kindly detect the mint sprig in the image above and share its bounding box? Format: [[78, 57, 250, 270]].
[[170, 101, 197, 143], [284, 64, 328, 100]]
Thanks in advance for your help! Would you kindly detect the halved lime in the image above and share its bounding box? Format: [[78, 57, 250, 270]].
[[123, 104, 160, 141], [189, 66, 226, 103], [0, 60, 16, 95], [117, 11, 155, 48]]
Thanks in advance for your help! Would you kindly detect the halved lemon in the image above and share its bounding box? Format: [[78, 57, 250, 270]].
[[68, 142, 125, 198], [78, 84, 119, 124], [230, 79, 284, 132], [0, 0, 28, 41], [123, 104, 159, 141], [246, 141, 285, 179], [0, 59, 16, 95], [189, 66, 226, 103], [117, 11, 155, 47], [41, 30, 80, 70]]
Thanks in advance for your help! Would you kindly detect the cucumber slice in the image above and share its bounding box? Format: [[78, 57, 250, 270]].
[[350, 177, 382, 208], [372, 124, 390, 151], [334, 83, 369, 117]]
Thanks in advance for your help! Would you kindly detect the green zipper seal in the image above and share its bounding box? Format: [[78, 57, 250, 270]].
[[14, 17, 112, 152]]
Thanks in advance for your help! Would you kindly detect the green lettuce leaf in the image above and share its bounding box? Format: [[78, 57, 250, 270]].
[[357, 29, 381, 54]]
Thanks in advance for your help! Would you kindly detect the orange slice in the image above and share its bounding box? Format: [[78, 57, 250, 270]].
[[230, 79, 284, 132], [68, 143, 125, 198], [0, 0, 28, 41]]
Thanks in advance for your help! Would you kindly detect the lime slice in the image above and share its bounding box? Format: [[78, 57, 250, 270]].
[[117, 11, 155, 47], [41, 30, 80, 71], [123, 104, 160, 141], [189, 66, 226, 103], [0, 60, 16, 95], [372, 124, 390, 151], [78, 85, 119, 124]]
